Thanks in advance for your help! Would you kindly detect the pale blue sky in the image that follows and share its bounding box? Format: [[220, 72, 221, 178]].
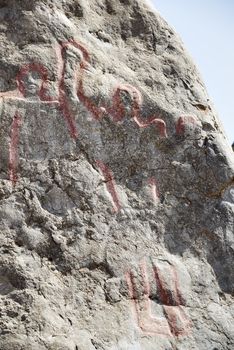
[[149, 0, 234, 143]]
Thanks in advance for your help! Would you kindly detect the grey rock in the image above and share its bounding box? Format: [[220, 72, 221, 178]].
[[0, 0, 233, 349]]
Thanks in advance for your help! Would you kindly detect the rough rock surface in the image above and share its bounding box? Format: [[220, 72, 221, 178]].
[[0, 1, 234, 349]]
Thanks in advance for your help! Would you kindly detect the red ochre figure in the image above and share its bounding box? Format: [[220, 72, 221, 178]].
[[153, 262, 191, 337], [176, 115, 199, 135], [2, 38, 196, 187], [109, 84, 168, 138], [105, 84, 143, 123], [65, 40, 168, 136], [126, 260, 172, 337], [3, 41, 80, 185], [77, 58, 168, 137], [16, 62, 51, 101], [125, 259, 191, 337], [75, 42, 107, 121], [57, 40, 91, 139], [2, 63, 53, 185]]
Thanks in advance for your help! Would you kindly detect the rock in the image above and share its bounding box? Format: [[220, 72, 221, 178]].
[[0, 0, 233, 349]]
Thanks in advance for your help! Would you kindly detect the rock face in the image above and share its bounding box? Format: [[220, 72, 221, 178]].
[[0, 0, 233, 349]]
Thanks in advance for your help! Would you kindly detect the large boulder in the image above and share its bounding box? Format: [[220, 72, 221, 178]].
[[0, 0, 233, 349]]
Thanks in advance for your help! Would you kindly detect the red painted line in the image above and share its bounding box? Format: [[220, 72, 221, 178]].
[[140, 259, 155, 332], [9, 113, 22, 186], [69, 40, 107, 121], [72, 48, 168, 137], [107, 84, 142, 122], [64, 39, 90, 63], [140, 259, 151, 297], [134, 116, 167, 138], [147, 177, 160, 203], [96, 160, 121, 213], [125, 271, 143, 331], [151, 119, 167, 138], [163, 304, 191, 337], [77, 70, 106, 121], [153, 263, 191, 337], [176, 115, 197, 135], [55, 41, 64, 91], [56, 41, 79, 139], [153, 264, 172, 306], [169, 266, 192, 336], [109, 84, 167, 137], [171, 265, 185, 306], [140, 260, 172, 336], [126, 260, 172, 337], [77, 82, 106, 121], [59, 39, 106, 135]]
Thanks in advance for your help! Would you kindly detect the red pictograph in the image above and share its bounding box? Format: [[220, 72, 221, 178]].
[[16, 62, 51, 101], [107, 84, 143, 123], [75, 42, 106, 121], [126, 260, 172, 336], [147, 177, 160, 204], [125, 258, 191, 337], [176, 115, 199, 135], [96, 160, 121, 213], [57, 39, 91, 139], [77, 62, 168, 137], [2, 38, 199, 187], [9, 113, 22, 186], [68, 40, 168, 136], [4, 41, 80, 185], [153, 262, 191, 337], [95, 159, 161, 212], [109, 84, 167, 138]]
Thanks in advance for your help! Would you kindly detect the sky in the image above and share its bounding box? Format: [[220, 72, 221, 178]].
[[148, 0, 234, 143]]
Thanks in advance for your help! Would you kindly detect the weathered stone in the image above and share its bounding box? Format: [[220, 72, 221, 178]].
[[0, 0, 233, 349]]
